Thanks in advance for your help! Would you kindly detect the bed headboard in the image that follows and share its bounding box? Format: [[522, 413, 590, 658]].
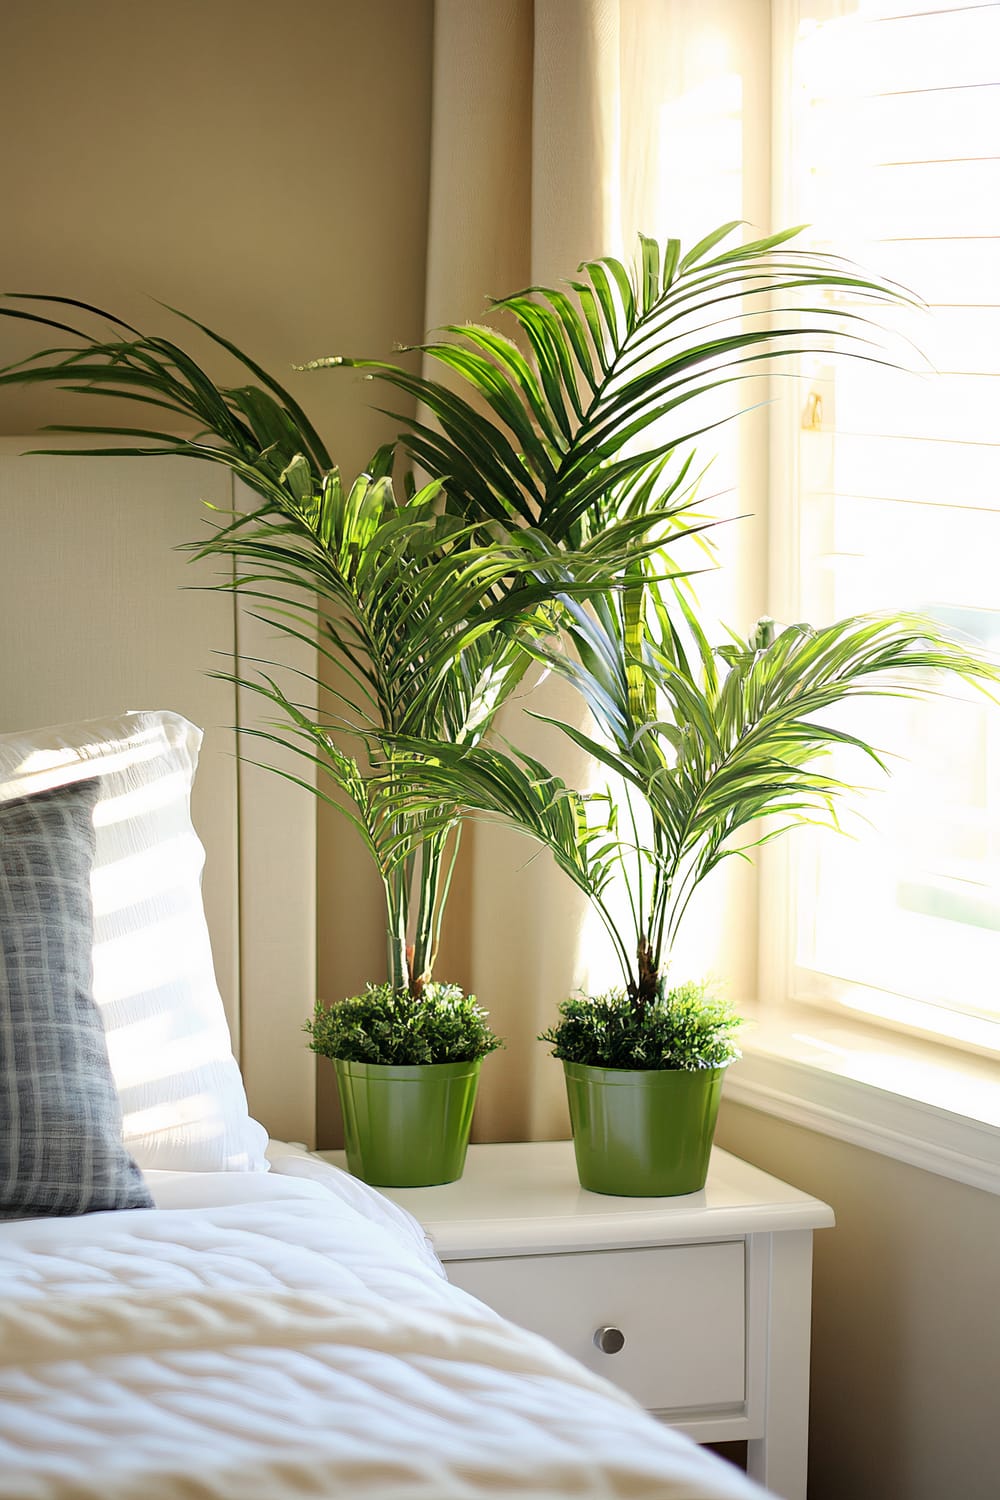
[[0, 439, 318, 1145]]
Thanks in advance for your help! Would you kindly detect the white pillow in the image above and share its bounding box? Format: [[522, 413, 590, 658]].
[[0, 710, 269, 1173]]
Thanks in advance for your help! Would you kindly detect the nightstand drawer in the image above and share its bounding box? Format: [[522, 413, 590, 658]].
[[446, 1240, 745, 1412]]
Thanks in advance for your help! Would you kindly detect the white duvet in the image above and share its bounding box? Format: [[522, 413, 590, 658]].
[[0, 1146, 765, 1500]]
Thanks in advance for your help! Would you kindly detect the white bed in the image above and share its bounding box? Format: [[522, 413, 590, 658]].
[[0, 694, 768, 1499], [0, 1144, 765, 1500]]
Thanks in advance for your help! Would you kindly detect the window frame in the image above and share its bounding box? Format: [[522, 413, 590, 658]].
[[734, 0, 1000, 1191]]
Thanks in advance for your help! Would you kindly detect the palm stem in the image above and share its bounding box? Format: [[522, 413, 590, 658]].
[[427, 827, 462, 980], [384, 861, 411, 994], [411, 826, 451, 987], [620, 782, 645, 955]]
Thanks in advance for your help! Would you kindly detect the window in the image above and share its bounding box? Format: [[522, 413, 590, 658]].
[[765, 0, 1000, 1054]]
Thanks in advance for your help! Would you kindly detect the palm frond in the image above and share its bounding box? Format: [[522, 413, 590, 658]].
[[549, 597, 997, 986], [301, 226, 914, 548], [388, 581, 998, 1002]]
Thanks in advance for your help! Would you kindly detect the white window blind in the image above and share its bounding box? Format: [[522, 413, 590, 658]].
[[770, 0, 1000, 1052]]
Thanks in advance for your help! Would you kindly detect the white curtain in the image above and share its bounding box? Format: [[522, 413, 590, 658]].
[[424, 0, 771, 1140]]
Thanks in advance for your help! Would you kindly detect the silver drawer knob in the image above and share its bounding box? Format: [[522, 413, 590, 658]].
[[594, 1325, 626, 1354]]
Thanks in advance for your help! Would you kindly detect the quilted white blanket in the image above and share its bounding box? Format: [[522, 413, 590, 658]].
[[0, 1149, 765, 1500]]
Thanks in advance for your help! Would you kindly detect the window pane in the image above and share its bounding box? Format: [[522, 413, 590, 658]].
[[779, 1, 1000, 1037]]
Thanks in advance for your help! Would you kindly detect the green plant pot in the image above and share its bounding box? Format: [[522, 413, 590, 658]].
[[333, 1057, 482, 1187], [563, 1060, 726, 1197]]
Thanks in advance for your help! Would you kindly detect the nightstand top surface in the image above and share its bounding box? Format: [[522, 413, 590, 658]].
[[317, 1140, 834, 1257]]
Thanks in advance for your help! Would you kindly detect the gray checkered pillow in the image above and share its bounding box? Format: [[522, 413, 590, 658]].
[[0, 778, 153, 1218]]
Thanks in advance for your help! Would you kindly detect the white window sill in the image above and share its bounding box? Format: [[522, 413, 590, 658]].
[[724, 1003, 1000, 1196]]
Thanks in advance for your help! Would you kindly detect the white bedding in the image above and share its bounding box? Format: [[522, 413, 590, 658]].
[[0, 1147, 766, 1500]]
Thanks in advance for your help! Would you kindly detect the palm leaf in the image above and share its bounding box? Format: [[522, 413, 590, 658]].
[[302, 225, 913, 549], [398, 584, 998, 1001]]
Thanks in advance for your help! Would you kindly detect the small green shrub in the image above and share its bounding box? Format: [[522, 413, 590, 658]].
[[539, 982, 741, 1071], [305, 982, 503, 1066]]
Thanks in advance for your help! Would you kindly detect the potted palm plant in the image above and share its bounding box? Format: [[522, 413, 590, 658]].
[[304, 982, 502, 1186], [295, 222, 1000, 1194], [539, 981, 741, 1196], [0, 304, 536, 1181], [387, 580, 998, 1195], [0, 224, 936, 1189]]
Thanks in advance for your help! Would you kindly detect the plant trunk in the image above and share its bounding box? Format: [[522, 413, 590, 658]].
[[405, 946, 424, 1001], [410, 831, 445, 998], [386, 863, 410, 994], [627, 934, 662, 1020]]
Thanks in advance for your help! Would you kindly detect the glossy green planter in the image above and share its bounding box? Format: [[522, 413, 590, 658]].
[[563, 1060, 726, 1197], [333, 1057, 482, 1187]]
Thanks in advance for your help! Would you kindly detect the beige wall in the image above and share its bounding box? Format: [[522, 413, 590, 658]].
[[1, 0, 433, 476], [0, 443, 242, 1031], [1, 0, 435, 1141], [717, 1102, 1000, 1500]]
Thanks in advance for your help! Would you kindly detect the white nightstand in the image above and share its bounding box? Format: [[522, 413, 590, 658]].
[[318, 1140, 833, 1500]]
